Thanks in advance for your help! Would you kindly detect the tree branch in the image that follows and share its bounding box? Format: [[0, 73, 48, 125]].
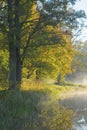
[[21, 16, 46, 61]]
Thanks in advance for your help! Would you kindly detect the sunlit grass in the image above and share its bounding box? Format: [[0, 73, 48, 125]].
[[21, 80, 73, 96], [0, 80, 75, 130]]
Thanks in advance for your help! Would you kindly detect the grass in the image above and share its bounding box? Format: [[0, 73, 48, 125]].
[[0, 80, 79, 130]]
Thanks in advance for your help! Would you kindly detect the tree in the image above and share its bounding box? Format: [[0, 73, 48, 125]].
[[66, 40, 87, 83], [23, 25, 75, 83], [0, 0, 85, 89]]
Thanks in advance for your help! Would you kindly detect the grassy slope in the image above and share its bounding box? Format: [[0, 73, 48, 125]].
[[0, 81, 84, 130]]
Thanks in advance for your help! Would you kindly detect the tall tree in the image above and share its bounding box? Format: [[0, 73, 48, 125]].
[[0, 0, 85, 89], [7, 0, 16, 89]]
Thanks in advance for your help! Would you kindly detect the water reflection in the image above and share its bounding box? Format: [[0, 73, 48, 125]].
[[60, 92, 87, 130], [73, 124, 87, 130]]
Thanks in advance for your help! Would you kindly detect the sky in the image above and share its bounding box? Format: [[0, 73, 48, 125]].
[[74, 0, 87, 14], [73, 0, 87, 41]]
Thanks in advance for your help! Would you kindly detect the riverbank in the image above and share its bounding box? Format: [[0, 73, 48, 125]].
[[59, 85, 87, 130], [0, 81, 87, 130]]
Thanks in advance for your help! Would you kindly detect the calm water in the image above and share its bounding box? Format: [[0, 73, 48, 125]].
[[60, 91, 87, 130]]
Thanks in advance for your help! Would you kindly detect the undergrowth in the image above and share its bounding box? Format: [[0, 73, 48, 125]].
[[0, 80, 75, 130]]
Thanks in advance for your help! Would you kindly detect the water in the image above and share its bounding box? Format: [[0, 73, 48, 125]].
[[73, 124, 87, 130], [60, 91, 87, 130]]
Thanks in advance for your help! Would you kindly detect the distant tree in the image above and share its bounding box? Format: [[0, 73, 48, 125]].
[[73, 40, 87, 72], [66, 40, 87, 83]]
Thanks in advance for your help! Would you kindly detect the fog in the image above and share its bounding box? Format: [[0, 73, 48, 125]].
[[61, 73, 87, 130], [66, 73, 87, 86], [73, 75, 87, 85]]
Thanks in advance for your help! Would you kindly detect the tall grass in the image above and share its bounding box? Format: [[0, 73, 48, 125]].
[[0, 80, 74, 130]]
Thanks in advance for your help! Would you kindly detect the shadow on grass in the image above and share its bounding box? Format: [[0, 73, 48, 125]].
[[0, 86, 73, 130], [0, 89, 49, 130]]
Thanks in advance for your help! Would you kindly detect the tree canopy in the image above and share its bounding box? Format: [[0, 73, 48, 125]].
[[0, 0, 86, 89]]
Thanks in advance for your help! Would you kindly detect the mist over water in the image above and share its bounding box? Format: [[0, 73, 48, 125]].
[[73, 76, 87, 85], [60, 91, 87, 130], [61, 76, 87, 130], [66, 73, 87, 86]]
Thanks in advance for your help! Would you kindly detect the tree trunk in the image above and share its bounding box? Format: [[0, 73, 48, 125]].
[[7, 0, 21, 89], [36, 69, 40, 80], [15, 0, 22, 88], [57, 73, 61, 85], [16, 47, 22, 88], [9, 46, 16, 89], [7, 0, 16, 89]]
